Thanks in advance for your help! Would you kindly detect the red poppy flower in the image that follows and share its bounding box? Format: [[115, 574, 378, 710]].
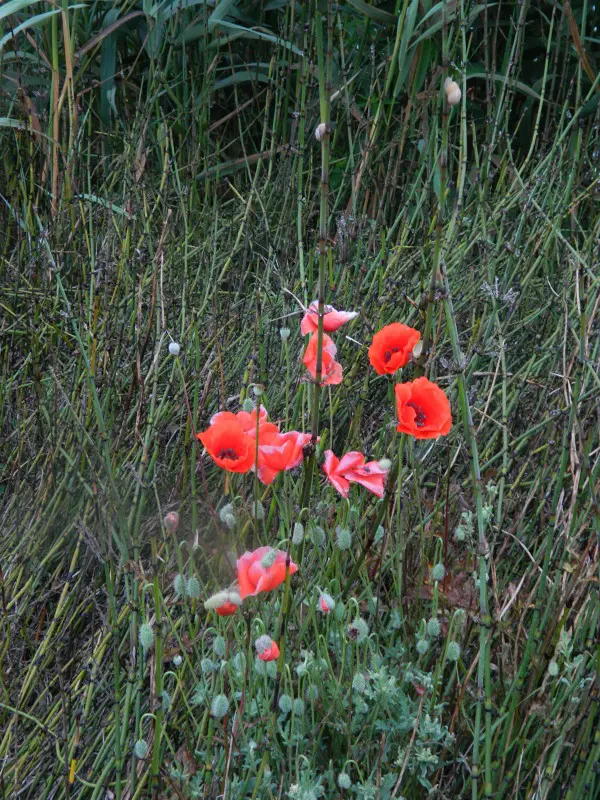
[[300, 301, 358, 336], [368, 323, 421, 375], [211, 406, 278, 439], [256, 430, 313, 485], [303, 333, 343, 385], [255, 635, 280, 662], [395, 377, 452, 439], [197, 419, 255, 472], [236, 547, 298, 599]]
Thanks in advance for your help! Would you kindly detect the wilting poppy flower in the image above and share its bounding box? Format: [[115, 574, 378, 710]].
[[204, 587, 243, 615], [300, 301, 358, 336], [368, 323, 421, 375], [395, 377, 452, 439], [197, 419, 255, 473], [255, 635, 280, 662], [237, 547, 298, 599], [323, 451, 390, 498], [322, 451, 365, 497], [343, 459, 389, 499], [256, 430, 313, 485], [303, 333, 343, 385]]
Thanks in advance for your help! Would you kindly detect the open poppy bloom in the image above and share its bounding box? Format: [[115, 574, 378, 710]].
[[300, 301, 358, 336], [368, 323, 421, 375], [303, 333, 343, 385], [395, 377, 452, 439], [197, 419, 255, 473], [204, 587, 243, 616], [237, 547, 298, 599], [256, 430, 313, 485], [211, 406, 279, 440], [255, 634, 280, 662]]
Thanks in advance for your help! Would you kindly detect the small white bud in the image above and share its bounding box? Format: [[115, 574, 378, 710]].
[[314, 122, 328, 141], [279, 327, 291, 341], [173, 654, 182, 666], [444, 77, 461, 106], [168, 341, 180, 356], [412, 340, 424, 359], [377, 458, 392, 471]]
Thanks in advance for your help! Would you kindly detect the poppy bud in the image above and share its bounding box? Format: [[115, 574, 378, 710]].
[[377, 458, 392, 471], [314, 122, 328, 141], [204, 587, 243, 611], [211, 694, 229, 719], [134, 739, 149, 759], [447, 642, 461, 662], [139, 622, 154, 651], [242, 398, 255, 412], [260, 548, 277, 569], [168, 341, 180, 356], [318, 592, 335, 613], [292, 522, 305, 545], [173, 574, 186, 597], [163, 511, 179, 533], [444, 77, 461, 106], [279, 327, 291, 341]]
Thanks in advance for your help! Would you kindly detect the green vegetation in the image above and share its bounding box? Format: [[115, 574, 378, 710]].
[[1, 0, 599, 797]]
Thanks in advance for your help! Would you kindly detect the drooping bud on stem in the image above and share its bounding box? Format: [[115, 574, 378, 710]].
[[444, 77, 461, 107]]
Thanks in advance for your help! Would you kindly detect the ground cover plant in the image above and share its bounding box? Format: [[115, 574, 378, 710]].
[[1, 0, 600, 797]]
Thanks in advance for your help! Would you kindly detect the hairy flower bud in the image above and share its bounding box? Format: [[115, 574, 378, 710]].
[[164, 511, 179, 533], [211, 694, 229, 719]]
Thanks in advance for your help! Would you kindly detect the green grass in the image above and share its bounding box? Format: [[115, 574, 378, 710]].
[[1, 1, 600, 797]]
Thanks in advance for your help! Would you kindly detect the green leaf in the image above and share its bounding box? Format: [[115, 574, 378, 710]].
[[0, 0, 47, 23], [345, 0, 397, 26], [207, 0, 238, 31], [466, 67, 542, 101], [212, 70, 271, 90]]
